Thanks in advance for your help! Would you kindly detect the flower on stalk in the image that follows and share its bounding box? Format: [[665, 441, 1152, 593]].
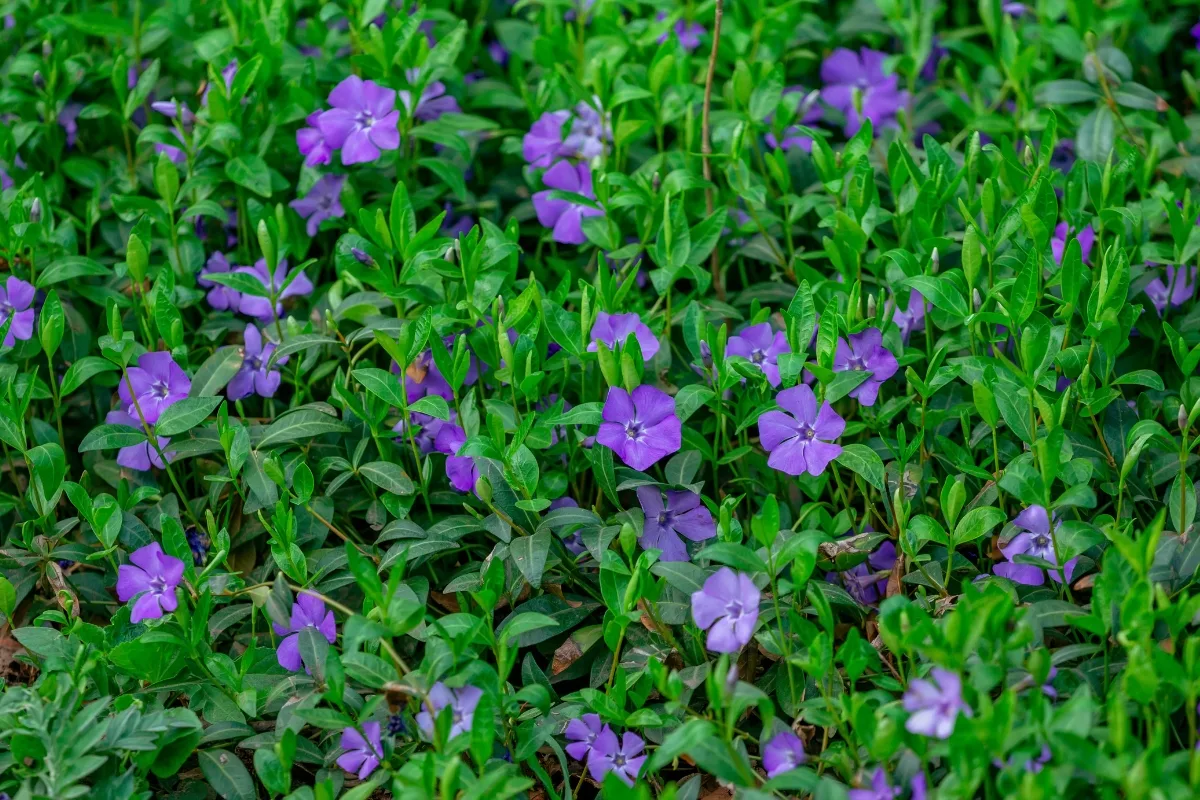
[[337, 722, 383, 779], [0, 275, 35, 347], [655, 13, 705, 51], [1145, 265, 1196, 316], [690, 567, 760, 653], [597, 385, 682, 471], [199, 252, 242, 311], [119, 351, 191, 425], [434, 423, 479, 493], [726, 322, 790, 387], [820, 48, 908, 135], [757, 384, 844, 477], [533, 160, 604, 245], [636, 487, 715, 562], [994, 505, 1078, 585], [415, 682, 483, 740], [289, 174, 346, 236], [234, 258, 314, 322], [588, 311, 659, 361], [229, 325, 287, 400], [1050, 222, 1094, 265], [564, 713, 604, 760], [587, 727, 646, 787], [762, 731, 806, 778], [272, 592, 337, 673], [318, 75, 401, 165], [296, 111, 333, 167], [104, 409, 174, 471], [399, 68, 460, 122], [116, 542, 185, 623], [834, 329, 898, 407], [902, 667, 971, 739]]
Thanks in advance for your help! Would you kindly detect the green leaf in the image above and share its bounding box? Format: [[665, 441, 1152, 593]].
[[198, 749, 256, 800], [156, 397, 223, 436], [903, 275, 968, 319], [190, 347, 245, 397], [409, 395, 451, 420], [510, 530, 551, 589], [359, 461, 415, 495], [37, 256, 112, 288], [952, 506, 1006, 545], [498, 611, 559, 644], [258, 410, 351, 449], [835, 444, 885, 491], [79, 424, 146, 451], [61, 356, 120, 396], [225, 154, 273, 198]]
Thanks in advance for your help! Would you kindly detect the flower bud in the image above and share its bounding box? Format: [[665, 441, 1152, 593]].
[[866, 294, 877, 318], [973, 288, 982, 311], [350, 247, 376, 268], [652, 172, 661, 193], [29, 198, 41, 223], [1023, 143, 1034, 166], [42, 40, 52, 58], [1179, 402, 1189, 433], [32, 71, 44, 90]]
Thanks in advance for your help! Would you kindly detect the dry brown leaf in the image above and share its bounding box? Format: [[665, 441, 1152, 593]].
[[551, 637, 584, 675]]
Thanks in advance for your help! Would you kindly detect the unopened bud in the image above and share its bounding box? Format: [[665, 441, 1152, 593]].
[[930, 247, 940, 274], [651, 172, 661, 193], [1179, 403, 1189, 433], [350, 247, 376, 268], [866, 294, 877, 318], [724, 664, 739, 693], [973, 288, 982, 311], [1023, 144, 1034, 166], [29, 198, 41, 223], [799, 89, 821, 117], [699, 340, 713, 369], [42, 40, 51, 58], [32, 71, 44, 90]]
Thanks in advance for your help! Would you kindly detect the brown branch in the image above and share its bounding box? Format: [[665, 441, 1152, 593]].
[[701, 0, 725, 302]]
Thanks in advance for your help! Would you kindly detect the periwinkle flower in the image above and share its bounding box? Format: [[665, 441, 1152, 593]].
[[151, 99, 195, 125], [416, 682, 483, 740], [1145, 265, 1196, 316], [399, 337, 478, 403], [272, 592, 337, 672], [690, 567, 760, 653], [523, 103, 609, 167], [888, 291, 927, 343], [921, 37, 948, 81], [762, 731, 806, 778], [834, 329, 898, 406], [757, 385, 844, 477], [297, 111, 333, 167], [154, 130, 188, 166], [199, 252, 242, 311], [995, 744, 1052, 774], [636, 487, 716, 562], [200, 59, 238, 106], [0, 276, 35, 347], [1002, 1, 1028, 16], [399, 68, 460, 122], [104, 409, 174, 470], [533, 160, 604, 245], [903, 667, 971, 739], [1050, 222, 1094, 265], [434, 423, 478, 493], [1194, 21, 1200, 50], [565, 713, 604, 760], [58, 102, 82, 148], [441, 202, 475, 238], [995, 505, 1078, 585], [318, 75, 401, 165], [830, 540, 897, 605], [116, 542, 185, 623], [119, 352, 191, 425], [848, 768, 902, 800], [289, 173, 346, 236], [588, 311, 659, 361], [726, 322, 789, 386], [597, 385, 682, 471], [234, 258, 314, 322], [820, 48, 908, 136], [488, 40, 509, 66], [393, 411, 451, 455], [337, 722, 384, 779], [655, 13, 705, 51], [587, 728, 646, 787], [229, 325, 287, 400]]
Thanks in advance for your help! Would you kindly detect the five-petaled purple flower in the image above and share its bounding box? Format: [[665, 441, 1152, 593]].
[[757, 384, 844, 477], [235, 258, 314, 322], [1145, 265, 1196, 316], [727, 322, 790, 387], [903, 667, 971, 739], [104, 408, 174, 470], [318, 76, 401, 165], [655, 13, 705, 51], [272, 591, 337, 672], [1051, 223, 1094, 265], [399, 68, 460, 122], [834, 329, 898, 406], [416, 682, 483, 740], [533, 160, 604, 245], [588, 312, 659, 361], [691, 567, 760, 653], [995, 505, 1078, 585], [434, 423, 479, 493], [597, 385, 682, 471], [297, 111, 333, 167], [587, 727, 646, 787], [0, 276, 35, 347], [636, 487, 716, 562], [116, 542, 185, 623], [120, 351, 191, 425], [290, 174, 346, 236], [762, 731, 806, 778], [229, 325, 287, 400], [199, 252, 242, 311], [565, 713, 604, 760], [337, 722, 383, 779], [821, 48, 908, 136]]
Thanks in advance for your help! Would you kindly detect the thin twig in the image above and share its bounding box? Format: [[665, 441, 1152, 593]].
[[701, 0, 725, 302]]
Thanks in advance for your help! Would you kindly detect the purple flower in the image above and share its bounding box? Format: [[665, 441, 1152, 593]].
[[523, 104, 609, 167], [119, 352, 190, 425], [995, 505, 1078, 586], [848, 768, 902, 800], [234, 258, 314, 322], [889, 291, 927, 343], [201, 60, 238, 106], [297, 111, 333, 167], [995, 744, 1052, 773], [272, 592, 336, 672], [726, 322, 789, 386], [1145, 265, 1196, 316], [199, 252, 242, 311], [636, 487, 716, 562], [318, 76, 401, 165], [337, 722, 383, 779], [691, 567, 760, 653], [229, 325, 287, 400], [151, 100, 196, 125], [398, 338, 478, 402], [154, 129, 187, 165], [116, 542, 185, 623], [393, 411, 452, 455], [1050, 223, 1094, 265], [830, 540, 897, 605], [0, 164, 12, 191], [416, 682, 483, 740], [588, 312, 659, 361], [597, 385, 681, 471], [1002, 1, 1028, 15], [1193, 21, 1200, 50], [820, 48, 908, 136], [564, 713, 604, 760], [587, 728, 646, 787], [58, 102, 83, 148], [488, 41, 509, 66], [834, 329, 898, 406], [0, 276, 35, 347], [921, 38, 948, 81], [441, 202, 475, 238], [533, 160, 604, 245], [104, 408, 174, 470], [434, 423, 478, 493], [903, 667, 971, 739], [655, 13, 705, 51], [289, 174, 346, 236], [762, 731, 805, 778], [399, 68, 460, 122], [757, 385, 844, 477]]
